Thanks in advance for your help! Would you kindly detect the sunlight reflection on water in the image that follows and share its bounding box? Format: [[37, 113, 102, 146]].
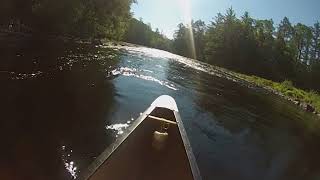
[[61, 145, 78, 179], [106, 117, 135, 137], [106, 44, 238, 83], [106, 123, 130, 137]]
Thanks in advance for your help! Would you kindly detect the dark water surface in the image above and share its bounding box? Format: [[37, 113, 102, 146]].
[[1, 40, 320, 180]]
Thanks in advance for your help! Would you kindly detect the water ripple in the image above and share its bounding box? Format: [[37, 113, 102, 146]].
[[107, 44, 243, 84], [111, 67, 178, 91]]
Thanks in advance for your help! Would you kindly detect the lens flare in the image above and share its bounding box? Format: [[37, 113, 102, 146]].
[[177, 0, 196, 59]]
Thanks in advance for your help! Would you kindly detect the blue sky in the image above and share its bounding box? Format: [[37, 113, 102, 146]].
[[132, 0, 320, 39]]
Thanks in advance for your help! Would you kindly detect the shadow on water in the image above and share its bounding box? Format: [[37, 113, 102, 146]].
[[0, 38, 119, 180], [165, 60, 320, 180], [195, 73, 320, 180]]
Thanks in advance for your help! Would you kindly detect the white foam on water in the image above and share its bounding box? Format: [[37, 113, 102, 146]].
[[106, 44, 239, 83], [111, 67, 178, 91]]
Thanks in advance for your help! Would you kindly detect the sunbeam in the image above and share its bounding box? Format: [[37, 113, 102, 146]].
[[177, 0, 197, 59]]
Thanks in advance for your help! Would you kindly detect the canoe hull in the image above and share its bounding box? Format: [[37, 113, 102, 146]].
[[80, 95, 201, 180]]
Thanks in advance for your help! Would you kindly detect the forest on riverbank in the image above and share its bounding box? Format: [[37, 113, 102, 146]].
[[125, 9, 320, 94], [0, 0, 135, 39], [172, 8, 320, 93], [1, 2, 319, 94]]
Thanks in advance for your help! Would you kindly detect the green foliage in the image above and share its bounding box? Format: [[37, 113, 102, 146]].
[[172, 20, 206, 60], [192, 20, 207, 60], [173, 23, 188, 57], [0, 0, 135, 39], [204, 9, 259, 73], [281, 80, 293, 89], [171, 8, 320, 93], [240, 74, 320, 112], [124, 18, 172, 51], [307, 91, 320, 109]]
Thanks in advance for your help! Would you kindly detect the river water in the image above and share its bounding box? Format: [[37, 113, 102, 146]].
[[1, 40, 320, 180]]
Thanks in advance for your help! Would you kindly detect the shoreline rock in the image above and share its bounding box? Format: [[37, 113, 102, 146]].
[[238, 76, 319, 118]]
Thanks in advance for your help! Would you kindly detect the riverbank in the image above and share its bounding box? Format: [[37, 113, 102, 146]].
[[105, 41, 320, 118], [0, 31, 105, 45], [2, 33, 319, 118], [235, 73, 320, 117]]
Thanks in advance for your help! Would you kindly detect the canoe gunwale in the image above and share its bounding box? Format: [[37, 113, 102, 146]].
[[79, 107, 152, 180], [174, 111, 202, 180], [79, 96, 202, 180]]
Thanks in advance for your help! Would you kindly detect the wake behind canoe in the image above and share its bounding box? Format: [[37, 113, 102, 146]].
[[80, 95, 201, 180]]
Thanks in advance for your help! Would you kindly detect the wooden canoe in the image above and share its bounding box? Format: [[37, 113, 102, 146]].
[[80, 95, 202, 180]]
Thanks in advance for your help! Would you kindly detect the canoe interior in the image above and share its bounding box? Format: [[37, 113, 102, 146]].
[[87, 107, 194, 180]]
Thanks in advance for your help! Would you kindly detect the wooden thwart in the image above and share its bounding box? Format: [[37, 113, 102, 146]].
[[148, 115, 177, 125]]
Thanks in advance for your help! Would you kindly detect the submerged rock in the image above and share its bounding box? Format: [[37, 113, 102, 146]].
[[305, 104, 315, 113]]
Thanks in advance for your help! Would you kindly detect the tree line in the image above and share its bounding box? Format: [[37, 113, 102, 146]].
[[120, 8, 320, 92], [171, 8, 320, 92], [0, 0, 135, 39], [124, 18, 172, 51], [0, 0, 172, 49], [1, 3, 319, 92]]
